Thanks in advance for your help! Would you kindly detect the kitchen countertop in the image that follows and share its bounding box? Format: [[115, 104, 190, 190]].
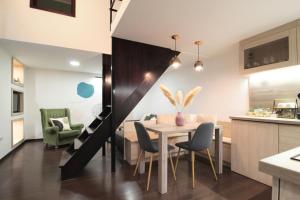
[[259, 147, 300, 185], [230, 116, 300, 125]]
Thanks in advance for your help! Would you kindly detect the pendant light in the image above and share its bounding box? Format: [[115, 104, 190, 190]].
[[194, 41, 204, 72], [169, 34, 181, 69]]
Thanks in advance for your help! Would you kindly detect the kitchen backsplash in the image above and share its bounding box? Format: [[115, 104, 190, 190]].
[[249, 65, 300, 109]]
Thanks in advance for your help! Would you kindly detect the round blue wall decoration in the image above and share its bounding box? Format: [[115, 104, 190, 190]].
[[77, 82, 94, 98]]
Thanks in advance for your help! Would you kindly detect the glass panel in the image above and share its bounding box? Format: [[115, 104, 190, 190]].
[[244, 37, 289, 69], [31, 0, 75, 17]]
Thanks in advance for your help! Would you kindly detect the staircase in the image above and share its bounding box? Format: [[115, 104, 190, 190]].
[[59, 106, 112, 180]]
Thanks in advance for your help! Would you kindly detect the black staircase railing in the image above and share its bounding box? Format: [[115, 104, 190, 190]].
[[110, 0, 122, 29]]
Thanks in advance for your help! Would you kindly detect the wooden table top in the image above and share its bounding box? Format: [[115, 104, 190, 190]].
[[144, 123, 221, 134]]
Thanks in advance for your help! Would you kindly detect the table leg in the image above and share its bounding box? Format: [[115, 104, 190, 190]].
[[188, 132, 192, 161], [138, 150, 145, 174], [158, 133, 168, 194], [272, 177, 279, 200], [188, 131, 192, 141], [215, 128, 223, 174]]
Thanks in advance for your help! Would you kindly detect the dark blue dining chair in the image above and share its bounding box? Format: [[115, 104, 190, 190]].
[[133, 122, 176, 191], [175, 122, 217, 188]]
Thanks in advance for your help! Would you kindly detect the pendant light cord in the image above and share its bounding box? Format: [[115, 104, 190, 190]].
[[197, 43, 199, 61], [174, 38, 177, 57]]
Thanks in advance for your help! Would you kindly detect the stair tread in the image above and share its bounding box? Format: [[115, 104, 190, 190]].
[[59, 151, 72, 167], [97, 116, 103, 120], [74, 138, 84, 150], [86, 127, 95, 134], [75, 138, 84, 143], [78, 137, 87, 143], [78, 134, 89, 141]]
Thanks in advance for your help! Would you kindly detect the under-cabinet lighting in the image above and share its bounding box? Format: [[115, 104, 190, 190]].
[[69, 60, 80, 67], [249, 65, 300, 84]]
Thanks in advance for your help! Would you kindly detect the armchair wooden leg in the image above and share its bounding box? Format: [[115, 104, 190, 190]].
[[133, 150, 143, 176], [169, 151, 176, 181], [206, 149, 218, 181], [192, 151, 195, 189], [175, 148, 181, 173], [146, 154, 153, 191]]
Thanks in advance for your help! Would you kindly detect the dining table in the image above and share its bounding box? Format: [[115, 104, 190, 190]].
[[138, 123, 223, 194]]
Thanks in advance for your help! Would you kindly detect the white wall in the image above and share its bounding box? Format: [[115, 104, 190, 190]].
[[0, 47, 12, 159], [1, 0, 111, 54], [25, 68, 102, 139], [0, 3, 4, 37], [130, 44, 249, 122]]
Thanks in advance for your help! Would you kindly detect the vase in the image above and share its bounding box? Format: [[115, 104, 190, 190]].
[[175, 112, 184, 126]]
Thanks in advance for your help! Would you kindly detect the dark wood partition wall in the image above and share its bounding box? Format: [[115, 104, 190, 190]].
[[110, 37, 178, 172], [111, 37, 178, 129], [102, 54, 112, 110]]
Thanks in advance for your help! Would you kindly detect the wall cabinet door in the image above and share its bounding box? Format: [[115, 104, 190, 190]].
[[248, 122, 278, 185], [231, 120, 279, 186], [279, 124, 300, 152], [231, 120, 250, 176], [240, 24, 298, 74]]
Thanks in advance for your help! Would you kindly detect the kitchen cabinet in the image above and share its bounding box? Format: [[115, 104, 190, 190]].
[[240, 20, 298, 74], [231, 120, 278, 186], [279, 124, 300, 152], [231, 116, 300, 186]]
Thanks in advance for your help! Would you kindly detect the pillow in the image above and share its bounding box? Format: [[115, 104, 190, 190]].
[[144, 114, 157, 121], [49, 117, 71, 131]]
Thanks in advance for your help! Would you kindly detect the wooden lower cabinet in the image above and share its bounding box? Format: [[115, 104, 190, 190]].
[[231, 120, 279, 186], [279, 124, 300, 152]]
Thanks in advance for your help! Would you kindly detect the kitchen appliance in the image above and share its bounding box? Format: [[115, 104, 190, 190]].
[[297, 93, 300, 119], [272, 98, 298, 119]]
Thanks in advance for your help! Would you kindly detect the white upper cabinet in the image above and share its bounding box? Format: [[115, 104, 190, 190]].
[[240, 20, 298, 74]]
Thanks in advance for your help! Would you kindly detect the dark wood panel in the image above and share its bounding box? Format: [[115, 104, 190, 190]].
[[111, 37, 178, 129], [102, 54, 112, 110]]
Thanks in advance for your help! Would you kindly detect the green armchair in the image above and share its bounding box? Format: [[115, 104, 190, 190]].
[[40, 108, 84, 148]]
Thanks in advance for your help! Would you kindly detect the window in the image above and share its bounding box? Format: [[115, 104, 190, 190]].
[[30, 0, 76, 17]]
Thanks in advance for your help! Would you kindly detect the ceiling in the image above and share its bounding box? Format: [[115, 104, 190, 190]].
[[0, 39, 102, 75], [113, 0, 300, 58]]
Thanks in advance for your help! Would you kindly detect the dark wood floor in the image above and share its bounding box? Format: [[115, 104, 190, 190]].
[[0, 141, 271, 200]]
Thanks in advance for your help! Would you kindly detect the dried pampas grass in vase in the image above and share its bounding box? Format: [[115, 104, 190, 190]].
[[159, 84, 202, 126]]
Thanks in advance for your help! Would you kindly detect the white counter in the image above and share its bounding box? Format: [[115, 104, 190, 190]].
[[260, 147, 300, 185], [230, 116, 300, 126], [259, 147, 300, 200]]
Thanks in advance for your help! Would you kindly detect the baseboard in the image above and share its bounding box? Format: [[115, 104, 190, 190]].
[[26, 138, 43, 142], [0, 138, 43, 162]]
